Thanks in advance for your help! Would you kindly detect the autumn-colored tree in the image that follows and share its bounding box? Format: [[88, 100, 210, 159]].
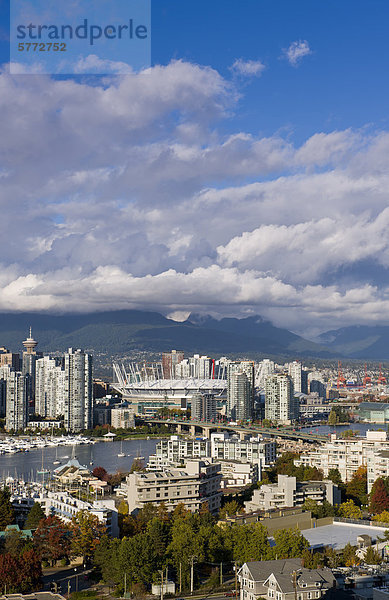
[[70, 510, 106, 562], [92, 466, 110, 482], [346, 466, 367, 505], [33, 515, 71, 566], [0, 549, 42, 593], [372, 510, 389, 523], [338, 499, 362, 519], [369, 477, 389, 514]]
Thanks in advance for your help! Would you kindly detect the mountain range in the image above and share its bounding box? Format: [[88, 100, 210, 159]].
[[0, 310, 388, 359], [0, 310, 334, 358]]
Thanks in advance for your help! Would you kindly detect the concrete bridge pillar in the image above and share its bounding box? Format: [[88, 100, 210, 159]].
[[177, 424, 182, 434], [239, 430, 246, 441], [190, 425, 196, 437]]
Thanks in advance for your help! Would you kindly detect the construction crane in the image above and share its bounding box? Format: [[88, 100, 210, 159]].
[[378, 363, 387, 385], [363, 363, 371, 387], [337, 360, 346, 388]]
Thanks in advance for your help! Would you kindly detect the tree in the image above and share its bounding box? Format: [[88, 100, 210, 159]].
[[342, 542, 360, 567], [338, 499, 362, 519], [92, 466, 110, 482], [0, 488, 15, 529], [273, 527, 309, 559], [71, 510, 106, 562], [369, 478, 389, 514], [3, 528, 25, 556], [328, 410, 338, 426], [364, 546, 381, 565], [33, 516, 71, 566], [219, 501, 243, 520], [24, 502, 45, 530], [327, 468, 343, 486], [372, 510, 389, 523], [0, 549, 42, 593], [346, 466, 367, 506]]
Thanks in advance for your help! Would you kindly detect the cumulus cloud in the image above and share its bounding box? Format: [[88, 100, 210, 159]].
[[230, 58, 266, 77], [283, 40, 312, 66], [1, 60, 389, 335]]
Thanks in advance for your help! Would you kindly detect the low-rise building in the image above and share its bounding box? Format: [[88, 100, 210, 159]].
[[244, 474, 341, 512], [238, 560, 335, 600], [125, 459, 222, 514], [39, 489, 119, 536], [211, 432, 276, 468], [367, 450, 389, 492], [295, 430, 389, 483], [219, 460, 259, 489]]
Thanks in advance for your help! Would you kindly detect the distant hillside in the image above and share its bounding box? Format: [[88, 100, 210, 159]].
[[318, 325, 389, 359], [0, 310, 335, 357]]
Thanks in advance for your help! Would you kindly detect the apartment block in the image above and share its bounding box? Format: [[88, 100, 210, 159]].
[[295, 430, 389, 483], [244, 474, 341, 512], [126, 459, 222, 514]]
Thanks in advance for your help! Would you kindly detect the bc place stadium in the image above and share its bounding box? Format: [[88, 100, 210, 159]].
[[112, 356, 228, 416]]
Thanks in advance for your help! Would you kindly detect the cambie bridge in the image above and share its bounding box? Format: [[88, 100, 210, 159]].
[[141, 418, 328, 444]]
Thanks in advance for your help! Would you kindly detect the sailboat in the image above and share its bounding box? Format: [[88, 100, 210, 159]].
[[37, 446, 50, 479], [117, 440, 125, 458], [53, 446, 60, 465]]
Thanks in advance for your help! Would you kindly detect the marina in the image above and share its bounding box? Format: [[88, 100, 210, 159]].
[[0, 437, 159, 481]]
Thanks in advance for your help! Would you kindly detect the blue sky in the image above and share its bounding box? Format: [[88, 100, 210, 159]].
[[1, 0, 389, 336]]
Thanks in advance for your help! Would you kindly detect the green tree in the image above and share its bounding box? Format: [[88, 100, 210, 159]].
[[338, 499, 362, 519], [342, 542, 360, 567], [328, 409, 338, 426], [24, 502, 45, 530], [364, 546, 381, 565], [219, 501, 243, 520], [273, 527, 309, 559], [327, 468, 343, 486], [230, 523, 271, 563], [0, 488, 15, 529], [70, 510, 106, 562]]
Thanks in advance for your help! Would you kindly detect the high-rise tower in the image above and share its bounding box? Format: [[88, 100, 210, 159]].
[[64, 348, 93, 432]]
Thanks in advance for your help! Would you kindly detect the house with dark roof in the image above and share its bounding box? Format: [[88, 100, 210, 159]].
[[238, 559, 335, 600]]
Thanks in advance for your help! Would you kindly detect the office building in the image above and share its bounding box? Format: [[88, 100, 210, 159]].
[[265, 374, 298, 425], [162, 350, 184, 378], [175, 354, 213, 379], [64, 348, 93, 433], [0, 347, 20, 371]]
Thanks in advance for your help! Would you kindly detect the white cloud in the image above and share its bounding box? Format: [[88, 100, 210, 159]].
[[230, 58, 266, 77], [1, 60, 389, 334], [283, 40, 312, 66]]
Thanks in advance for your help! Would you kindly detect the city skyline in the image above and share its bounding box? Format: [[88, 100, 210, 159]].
[[0, 1, 388, 337]]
